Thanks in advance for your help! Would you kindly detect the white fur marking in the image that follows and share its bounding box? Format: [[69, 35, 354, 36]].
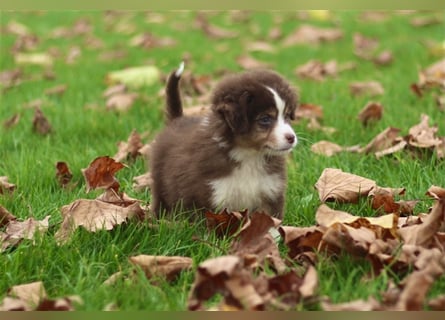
[[209, 148, 283, 212], [175, 61, 185, 77], [266, 87, 297, 151]]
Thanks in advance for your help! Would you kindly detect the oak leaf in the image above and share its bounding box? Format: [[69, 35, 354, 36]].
[[32, 107, 52, 135], [283, 24, 343, 46], [349, 81, 384, 97], [0, 176, 16, 194], [357, 101, 383, 126], [81, 156, 125, 192], [129, 255, 193, 282], [314, 168, 377, 203], [55, 195, 144, 243]]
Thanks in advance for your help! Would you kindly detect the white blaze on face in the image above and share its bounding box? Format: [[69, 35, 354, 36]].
[[266, 87, 297, 151]]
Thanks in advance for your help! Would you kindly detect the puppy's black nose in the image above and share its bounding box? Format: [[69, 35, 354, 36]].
[[285, 134, 296, 144]]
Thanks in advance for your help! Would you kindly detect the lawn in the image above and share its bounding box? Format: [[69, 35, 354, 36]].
[[0, 11, 444, 311]]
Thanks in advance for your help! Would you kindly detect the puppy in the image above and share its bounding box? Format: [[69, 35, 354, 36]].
[[149, 63, 298, 219]]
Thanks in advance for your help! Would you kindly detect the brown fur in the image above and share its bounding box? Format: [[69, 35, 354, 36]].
[[149, 67, 298, 219]]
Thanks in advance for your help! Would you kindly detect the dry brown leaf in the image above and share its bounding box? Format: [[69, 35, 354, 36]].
[[321, 297, 381, 311], [375, 140, 408, 158], [410, 15, 443, 27], [373, 50, 393, 66], [0, 176, 16, 194], [408, 114, 442, 148], [129, 255, 193, 282], [360, 127, 402, 154], [0, 206, 16, 227], [113, 130, 144, 163], [299, 265, 318, 298], [283, 24, 343, 46], [369, 186, 404, 214], [397, 193, 445, 247], [311, 141, 344, 157], [353, 32, 379, 59], [245, 41, 277, 53], [278, 225, 323, 262], [205, 209, 247, 237], [294, 103, 324, 121], [55, 161, 73, 188], [195, 13, 238, 39], [15, 52, 53, 66], [314, 168, 377, 203], [103, 83, 127, 97], [55, 197, 144, 243], [236, 55, 270, 70], [32, 107, 52, 135], [0, 68, 23, 88], [81, 156, 125, 192], [3, 113, 21, 129], [429, 295, 445, 310], [44, 84, 67, 96], [229, 212, 285, 273], [132, 172, 152, 192], [35, 295, 83, 311], [106, 92, 138, 112], [350, 81, 384, 97], [295, 59, 338, 81], [357, 101, 383, 126], [5, 216, 50, 242], [8, 281, 47, 310]]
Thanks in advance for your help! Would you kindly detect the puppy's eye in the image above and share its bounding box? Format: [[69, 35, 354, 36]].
[[258, 115, 273, 126], [284, 112, 294, 121]]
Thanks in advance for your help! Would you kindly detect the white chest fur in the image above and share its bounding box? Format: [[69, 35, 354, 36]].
[[208, 148, 283, 212]]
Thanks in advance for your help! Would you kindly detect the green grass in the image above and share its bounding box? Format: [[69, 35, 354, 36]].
[[1, 11, 444, 310]]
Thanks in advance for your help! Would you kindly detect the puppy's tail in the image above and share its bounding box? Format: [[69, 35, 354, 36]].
[[165, 61, 185, 122]]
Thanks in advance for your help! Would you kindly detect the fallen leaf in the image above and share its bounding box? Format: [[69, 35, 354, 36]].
[[350, 81, 384, 97], [8, 281, 47, 310], [195, 13, 238, 39], [311, 141, 344, 157], [357, 101, 383, 126], [129, 255, 193, 282], [353, 32, 379, 59], [132, 172, 152, 192], [397, 193, 445, 247], [368, 186, 404, 214], [360, 127, 402, 154], [35, 295, 83, 311], [283, 24, 343, 46], [0, 205, 16, 227], [205, 209, 247, 237], [373, 50, 393, 66], [407, 114, 442, 148], [0, 176, 16, 194], [106, 65, 160, 89], [106, 92, 138, 112], [3, 113, 21, 129], [230, 212, 285, 272], [321, 297, 381, 311], [245, 41, 277, 53], [55, 197, 144, 243], [55, 161, 73, 188], [4, 216, 50, 247], [294, 103, 324, 121], [0, 69, 23, 88], [236, 55, 270, 70], [32, 107, 52, 135], [15, 52, 53, 66], [295, 59, 338, 81], [44, 84, 67, 96], [113, 130, 144, 163], [81, 156, 125, 192], [314, 168, 377, 203], [278, 225, 323, 262], [410, 15, 443, 27]]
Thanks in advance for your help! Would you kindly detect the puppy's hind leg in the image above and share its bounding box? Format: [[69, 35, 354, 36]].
[[165, 62, 185, 122]]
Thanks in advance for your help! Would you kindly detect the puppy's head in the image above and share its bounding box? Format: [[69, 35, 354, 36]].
[[211, 70, 298, 155]]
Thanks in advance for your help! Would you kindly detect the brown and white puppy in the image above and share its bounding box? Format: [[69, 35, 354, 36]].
[[149, 63, 298, 219]]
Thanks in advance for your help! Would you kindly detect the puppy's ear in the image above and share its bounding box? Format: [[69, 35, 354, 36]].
[[214, 91, 251, 134]]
